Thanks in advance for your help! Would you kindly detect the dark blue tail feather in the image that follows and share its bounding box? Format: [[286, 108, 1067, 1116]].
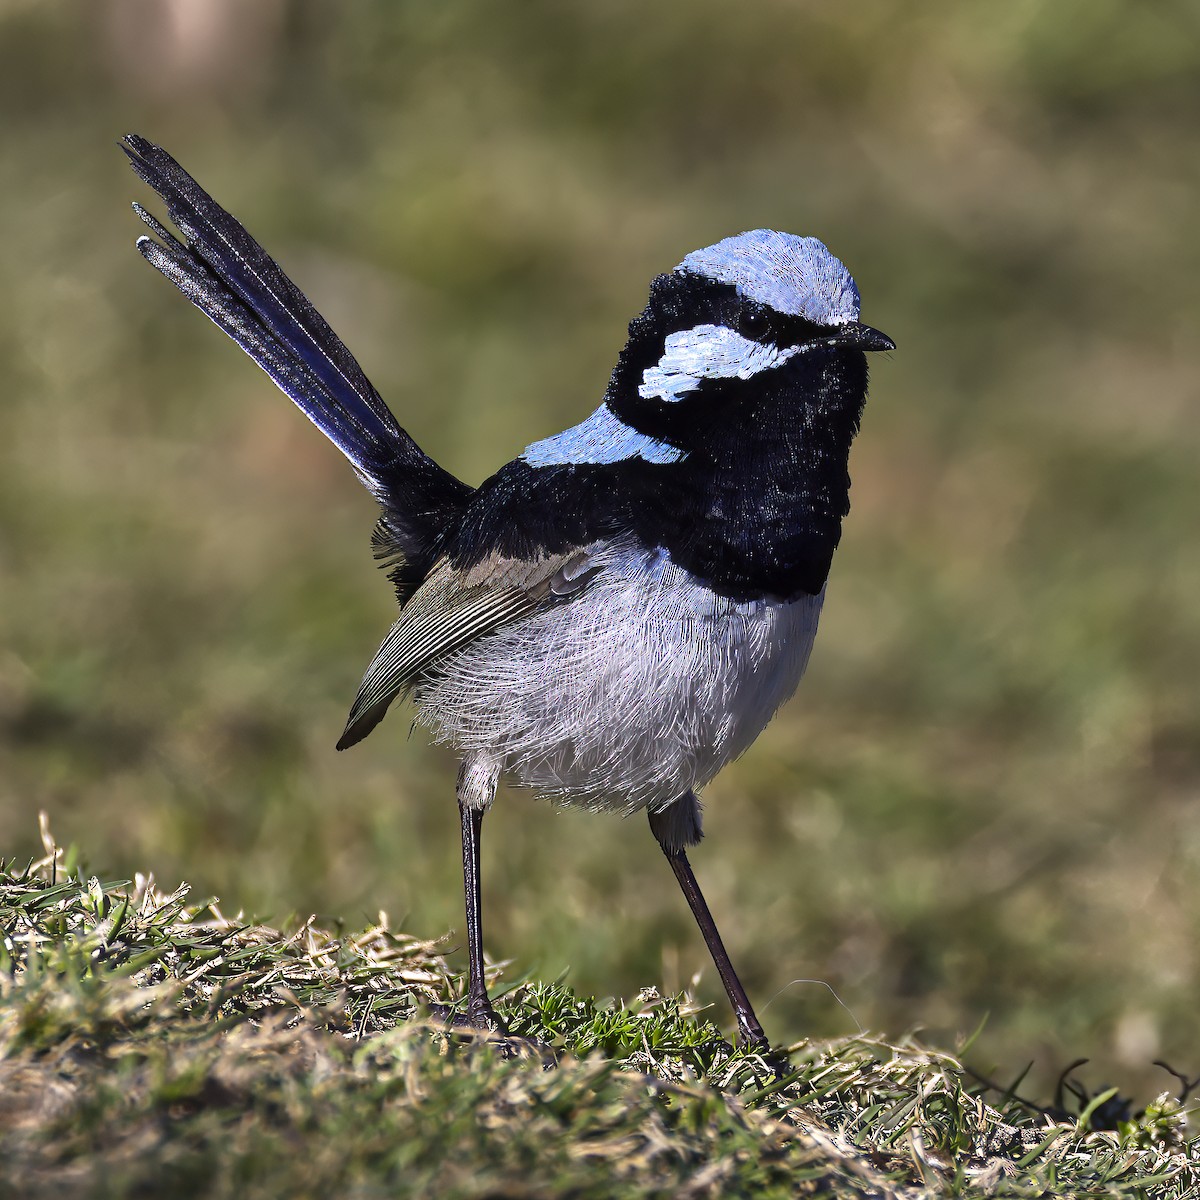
[[123, 134, 469, 566]]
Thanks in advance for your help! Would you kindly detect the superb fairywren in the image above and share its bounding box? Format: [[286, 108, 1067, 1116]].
[[123, 135, 893, 1050]]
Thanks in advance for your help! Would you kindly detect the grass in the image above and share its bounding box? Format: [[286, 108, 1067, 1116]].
[[1, 824, 1196, 1198]]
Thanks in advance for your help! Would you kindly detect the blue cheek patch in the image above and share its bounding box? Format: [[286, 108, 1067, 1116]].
[[639, 324, 802, 402], [521, 404, 685, 467]]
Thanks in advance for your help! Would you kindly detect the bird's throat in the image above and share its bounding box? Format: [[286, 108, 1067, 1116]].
[[619, 348, 869, 601]]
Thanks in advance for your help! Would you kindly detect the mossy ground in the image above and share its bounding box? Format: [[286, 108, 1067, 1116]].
[[2, 831, 1195, 1199]]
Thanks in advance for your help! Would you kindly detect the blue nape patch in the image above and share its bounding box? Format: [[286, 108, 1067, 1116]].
[[681, 230, 860, 327], [521, 404, 684, 467]]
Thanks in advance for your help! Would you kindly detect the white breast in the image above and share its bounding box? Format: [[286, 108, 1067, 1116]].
[[413, 542, 823, 814]]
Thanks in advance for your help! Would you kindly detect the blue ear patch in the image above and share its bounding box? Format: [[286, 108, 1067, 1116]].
[[680, 230, 860, 327], [639, 323, 806, 402], [521, 404, 684, 467]]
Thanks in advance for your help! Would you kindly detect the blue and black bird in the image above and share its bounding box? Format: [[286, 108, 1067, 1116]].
[[122, 134, 893, 1050]]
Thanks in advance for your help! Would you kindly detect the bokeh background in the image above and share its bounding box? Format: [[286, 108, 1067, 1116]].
[[1, 1, 1198, 1098]]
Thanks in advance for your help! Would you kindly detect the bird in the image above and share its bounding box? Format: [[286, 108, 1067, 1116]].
[[121, 134, 893, 1052]]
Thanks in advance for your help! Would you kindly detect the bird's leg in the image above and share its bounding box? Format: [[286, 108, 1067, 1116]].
[[649, 807, 768, 1053], [454, 798, 507, 1033], [430, 756, 508, 1036]]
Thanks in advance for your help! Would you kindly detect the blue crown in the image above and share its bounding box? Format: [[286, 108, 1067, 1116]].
[[680, 230, 860, 327]]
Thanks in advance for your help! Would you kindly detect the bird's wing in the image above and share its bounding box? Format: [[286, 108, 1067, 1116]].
[[337, 545, 604, 749]]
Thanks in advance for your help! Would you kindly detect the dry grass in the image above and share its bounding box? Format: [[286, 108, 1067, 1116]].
[[1, 825, 1196, 1198]]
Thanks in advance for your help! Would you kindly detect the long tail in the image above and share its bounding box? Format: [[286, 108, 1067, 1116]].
[[122, 134, 469, 579]]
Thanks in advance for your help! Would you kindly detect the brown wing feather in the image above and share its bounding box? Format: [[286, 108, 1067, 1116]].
[[337, 546, 602, 749]]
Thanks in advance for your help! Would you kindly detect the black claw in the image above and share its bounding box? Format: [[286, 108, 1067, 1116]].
[[738, 1031, 770, 1055], [427, 1002, 557, 1066], [428, 1000, 509, 1037]]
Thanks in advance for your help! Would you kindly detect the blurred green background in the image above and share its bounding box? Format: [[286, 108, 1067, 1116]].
[[1, 0, 1197, 1097]]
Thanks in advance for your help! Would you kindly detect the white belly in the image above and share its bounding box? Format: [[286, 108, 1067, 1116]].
[[413, 543, 823, 813]]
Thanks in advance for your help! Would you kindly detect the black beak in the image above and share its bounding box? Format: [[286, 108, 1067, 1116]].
[[831, 321, 895, 352]]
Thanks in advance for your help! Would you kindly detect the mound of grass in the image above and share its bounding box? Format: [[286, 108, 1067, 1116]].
[[0, 828, 1195, 1199]]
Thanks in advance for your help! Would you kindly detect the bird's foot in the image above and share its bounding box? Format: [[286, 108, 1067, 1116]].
[[428, 998, 509, 1036], [736, 1030, 796, 1084], [427, 1000, 557, 1065]]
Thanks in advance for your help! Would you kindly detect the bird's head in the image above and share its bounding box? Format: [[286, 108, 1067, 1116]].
[[604, 229, 893, 454]]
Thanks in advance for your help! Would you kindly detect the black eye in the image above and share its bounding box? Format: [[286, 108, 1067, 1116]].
[[738, 307, 774, 341]]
